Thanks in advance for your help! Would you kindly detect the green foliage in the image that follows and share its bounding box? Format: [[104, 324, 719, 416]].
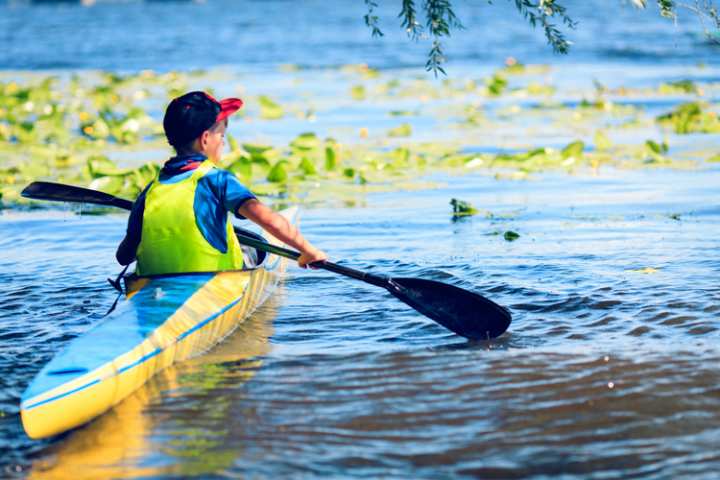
[[450, 198, 478, 217], [350, 85, 366, 100], [512, 0, 576, 54], [290, 132, 322, 151], [299, 157, 318, 176], [594, 131, 613, 150], [424, 0, 464, 75], [656, 102, 720, 134], [632, 0, 676, 18], [361, 1, 720, 75], [658, 79, 698, 94], [267, 160, 289, 183], [258, 96, 284, 119], [503, 230, 520, 242], [364, 0, 463, 75], [561, 140, 584, 160], [645, 139, 668, 155], [4, 67, 708, 211], [87, 155, 130, 177], [387, 123, 413, 137], [642, 139, 670, 164], [325, 145, 338, 171], [486, 74, 508, 96], [400, 0, 422, 40], [364, 0, 384, 37], [499, 59, 527, 75], [227, 156, 252, 184]]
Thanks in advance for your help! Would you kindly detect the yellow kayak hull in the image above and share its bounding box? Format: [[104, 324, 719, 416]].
[[21, 207, 296, 439]]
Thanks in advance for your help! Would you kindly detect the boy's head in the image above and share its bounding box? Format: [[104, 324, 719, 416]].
[[163, 91, 243, 161]]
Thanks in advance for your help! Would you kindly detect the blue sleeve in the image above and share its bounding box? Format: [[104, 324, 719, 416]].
[[213, 169, 256, 218], [115, 185, 149, 265], [194, 169, 256, 254]]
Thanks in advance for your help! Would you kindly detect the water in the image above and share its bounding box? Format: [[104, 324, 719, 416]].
[[1, 0, 718, 71], [2, 169, 719, 477], [2, 0, 720, 478]]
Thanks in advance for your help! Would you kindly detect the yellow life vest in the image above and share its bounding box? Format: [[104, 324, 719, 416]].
[[136, 161, 243, 276]]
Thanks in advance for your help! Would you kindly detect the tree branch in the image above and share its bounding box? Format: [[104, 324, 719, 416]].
[[364, 0, 384, 37]]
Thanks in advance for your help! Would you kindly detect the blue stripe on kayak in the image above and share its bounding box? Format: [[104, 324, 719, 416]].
[[21, 378, 102, 412], [21, 347, 164, 411], [22, 287, 248, 412], [21, 274, 214, 404], [116, 347, 163, 375], [177, 292, 245, 341]]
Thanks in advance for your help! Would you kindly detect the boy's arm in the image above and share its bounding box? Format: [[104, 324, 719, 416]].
[[237, 199, 327, 268], [116, 188, 148, 265]]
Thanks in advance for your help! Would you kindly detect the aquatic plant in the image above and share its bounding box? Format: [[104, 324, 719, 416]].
[[450, 198, 478, 217], [656, 102, 720, 134], [658, 79, 699, 95], [1, 66, 711, 210], [258, 96, 284, 120], [503, 231, 520, 242], [387, 123, 412, 137]]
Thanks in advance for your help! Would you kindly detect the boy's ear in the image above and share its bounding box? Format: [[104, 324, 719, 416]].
[[199, 130, 210, 148]]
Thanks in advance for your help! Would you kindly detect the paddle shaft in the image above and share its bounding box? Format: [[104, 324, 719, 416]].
[[21, 182, 390, 288], [21, 181, 512, 339], [232, 232, 389, 288]]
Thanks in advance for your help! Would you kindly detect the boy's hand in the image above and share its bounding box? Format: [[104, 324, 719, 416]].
[[298, 248, 328, 269]]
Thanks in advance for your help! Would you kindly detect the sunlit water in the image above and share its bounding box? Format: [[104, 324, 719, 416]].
[[2, 168, 719, 478], [2, 0, 720, 478]]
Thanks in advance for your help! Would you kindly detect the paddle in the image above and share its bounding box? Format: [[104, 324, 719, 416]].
[[22, 181, 512, 340]]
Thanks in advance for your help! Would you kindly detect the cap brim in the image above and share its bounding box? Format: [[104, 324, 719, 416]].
[[217, 98, 243, 122]]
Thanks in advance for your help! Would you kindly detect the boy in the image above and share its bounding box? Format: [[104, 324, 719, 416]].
[[116, 91, 327, 274]]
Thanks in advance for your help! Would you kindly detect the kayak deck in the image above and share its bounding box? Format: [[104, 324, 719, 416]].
[[21, 208, 295, 439]]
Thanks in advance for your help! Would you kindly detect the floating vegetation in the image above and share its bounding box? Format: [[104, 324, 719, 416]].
[[503, 231, 520, 242], [1, 63, 714, 211], [658, 80, 699, 95], [656, 102, 720, 134], [626, 267, 659, 274], [450, 198, 478, 218], [350, 85, 366, 101], [387, 123, 412, 137], [258, 96, 284, 120], [486, 74, 508, 96], [594, 130, 613, 150]]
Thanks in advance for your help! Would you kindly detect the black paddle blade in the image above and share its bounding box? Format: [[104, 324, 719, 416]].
[[21, 181, 133, 210], [387, 278, 511, 340]]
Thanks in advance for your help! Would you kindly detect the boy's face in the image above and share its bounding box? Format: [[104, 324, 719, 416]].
[[201, 120, 227, 164]]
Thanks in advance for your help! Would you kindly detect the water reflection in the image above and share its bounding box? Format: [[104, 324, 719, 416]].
[[27, 294, 279, 478]]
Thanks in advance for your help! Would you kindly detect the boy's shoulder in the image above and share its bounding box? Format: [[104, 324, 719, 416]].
[[202, 165, 237, 183], [198, 165, 251, 192]]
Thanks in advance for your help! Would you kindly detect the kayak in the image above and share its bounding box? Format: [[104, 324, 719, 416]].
[[20, 207, 297, 439]]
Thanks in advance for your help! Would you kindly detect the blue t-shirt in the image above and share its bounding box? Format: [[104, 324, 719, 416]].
[[116, 154, 255, 265]]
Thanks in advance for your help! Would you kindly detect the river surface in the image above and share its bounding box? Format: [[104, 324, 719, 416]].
[[1, 0, 720, 478]]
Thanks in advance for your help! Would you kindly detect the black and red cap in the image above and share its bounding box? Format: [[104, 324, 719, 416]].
[[163, 91, 243, 147]]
